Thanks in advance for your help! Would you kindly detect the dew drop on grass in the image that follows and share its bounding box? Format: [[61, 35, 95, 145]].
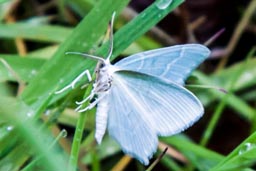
[[156, 0, 173, 10], [243, 72, 254, 81], [61, 129, 67, 138], [6, 125, 14, 131], [28, 69, 37, 79], [31, 69, 37, 75], [238, 143, 256, 155], [158, 13, 163, 18], [27, 111, 34, 117], [44, 109, 51, 116], [76, 128, 82, 133], [141, 13, 146, 18]]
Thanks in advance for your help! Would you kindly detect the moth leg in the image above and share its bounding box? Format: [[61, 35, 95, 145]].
[[55, 69, 92, 94], [76, 94, 105, 113], [76, 90, 95, 105]]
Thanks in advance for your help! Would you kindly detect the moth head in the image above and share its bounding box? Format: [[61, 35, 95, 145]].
[[95, 60, 107, 74]]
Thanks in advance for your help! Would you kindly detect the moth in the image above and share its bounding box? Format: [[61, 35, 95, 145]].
[[56, 12, 210, 165]]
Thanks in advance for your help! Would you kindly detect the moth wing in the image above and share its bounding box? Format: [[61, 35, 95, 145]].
[[107, 71, 203, 165], [114, 44, 210, 85]]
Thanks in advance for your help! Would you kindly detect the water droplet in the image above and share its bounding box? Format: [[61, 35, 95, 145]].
[[239, 143, 256, 155], [156, 0, 173, 10], [44, 109, 51, 116], [61, 129, 67, 138], [59, 79, 64, 83], [27, 111, 34, 117], [76, 128, 82, 133], [31, 69, 37, 75], [158, 13, 163, 18], [141, 13, 146, 18], [243, 72, 253, 81], [6, 125, 14, 131]]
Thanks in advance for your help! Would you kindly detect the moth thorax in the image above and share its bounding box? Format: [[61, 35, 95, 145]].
[[95, 67, 113, 93]]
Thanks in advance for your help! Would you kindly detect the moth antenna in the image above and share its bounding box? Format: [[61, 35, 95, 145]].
[[65, 52, 105, 63], [204, 28, 225, 46], [186, 84, 227, 94], [106, 11, 116, 63], [65, 12, 116, 64]]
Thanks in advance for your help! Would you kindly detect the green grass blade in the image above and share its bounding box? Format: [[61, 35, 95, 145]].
[[193, 71, 255, 121], [0, 97, 68, 171], [0, 55, 45, 82], [0, 23, 72, 43], [162, 135, 224, 170], [210, 132, 256, 171]]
